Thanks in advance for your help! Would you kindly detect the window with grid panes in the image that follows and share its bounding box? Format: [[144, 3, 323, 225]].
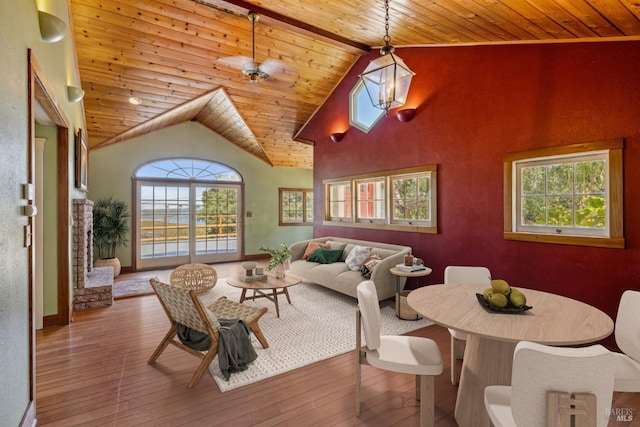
[[279, 188, 313, 226], [504, 139, 624, 248]]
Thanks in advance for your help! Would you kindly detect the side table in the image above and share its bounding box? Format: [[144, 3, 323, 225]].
[[389, 266, 432, 320]]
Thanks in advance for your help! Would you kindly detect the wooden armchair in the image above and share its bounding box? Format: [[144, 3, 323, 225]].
[[149, 278, 221, 389], [148, 279, 269, 389]]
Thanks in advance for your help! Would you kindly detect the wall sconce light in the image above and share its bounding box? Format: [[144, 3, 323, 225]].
[[66, 85, 85, 102], [38, 10, 68, 43], [396, 108, 416, 123], [330, 132, 345, 143]]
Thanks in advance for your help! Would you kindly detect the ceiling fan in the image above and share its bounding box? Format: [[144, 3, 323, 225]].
[[220, 11, 289, 83]]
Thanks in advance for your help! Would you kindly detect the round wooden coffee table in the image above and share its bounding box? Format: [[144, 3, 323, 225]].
[[226, 272, 303, 318]]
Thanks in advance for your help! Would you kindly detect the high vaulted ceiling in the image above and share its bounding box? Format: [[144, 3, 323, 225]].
[[69, 0, 640, 169]]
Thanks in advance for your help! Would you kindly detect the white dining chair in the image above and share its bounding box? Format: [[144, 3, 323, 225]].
[[443, 265, 491, 385], [484, 340, 615, 427], [613, 289, 640, 392], [355, 280, 443, 427]]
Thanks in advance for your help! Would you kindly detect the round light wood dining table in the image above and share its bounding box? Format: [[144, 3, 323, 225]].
[[407, 283, 614, 427]]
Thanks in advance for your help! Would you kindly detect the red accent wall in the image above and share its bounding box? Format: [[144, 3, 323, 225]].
[[298, 41, 640, 348]]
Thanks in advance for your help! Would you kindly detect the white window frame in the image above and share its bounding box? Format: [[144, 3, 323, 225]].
[[327, 181, 352, 221], [390, 172, 433, 227], [514, 151, 608, 237], [504, 139, 624, 248], [349, 79, 385, 133], [355, 178, 386, 224]]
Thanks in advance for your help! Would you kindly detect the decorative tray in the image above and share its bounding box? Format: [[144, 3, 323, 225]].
[[475, 293, 532, 313]]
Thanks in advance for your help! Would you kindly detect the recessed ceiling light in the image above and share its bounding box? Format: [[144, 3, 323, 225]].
[[129, 96, 142, 105]]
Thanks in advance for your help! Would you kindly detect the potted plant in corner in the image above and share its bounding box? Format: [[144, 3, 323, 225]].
[[259, 243, 291, 279], [93, 196, 130, 278]]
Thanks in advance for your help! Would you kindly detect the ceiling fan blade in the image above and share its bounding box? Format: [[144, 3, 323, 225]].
[[217, 55, 252, 71], [260, 59, 297, 78]]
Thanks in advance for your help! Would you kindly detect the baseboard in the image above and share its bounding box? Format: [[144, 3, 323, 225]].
[[19, 400, 36, 427], [42, 315, 59, 328]]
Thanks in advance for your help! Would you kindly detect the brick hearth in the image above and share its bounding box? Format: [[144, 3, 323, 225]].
[[72, 199, 113, 310]]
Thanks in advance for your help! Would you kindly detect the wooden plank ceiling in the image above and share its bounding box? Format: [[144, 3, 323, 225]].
[[69, 0, 640, 169]]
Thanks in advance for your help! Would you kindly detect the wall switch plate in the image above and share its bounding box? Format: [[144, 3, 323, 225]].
[[23, 183, 34, 200]]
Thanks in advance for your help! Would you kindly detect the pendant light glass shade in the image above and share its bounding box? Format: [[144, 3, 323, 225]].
[[361, 51, 415, 113]]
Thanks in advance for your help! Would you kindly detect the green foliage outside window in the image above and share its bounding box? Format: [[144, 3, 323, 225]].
[[201, 187, 238, 236], [282, 191, 303, 222], [521, 159, 605, 229], [392, 175, 430, 221], [280, 189, 313, 225]]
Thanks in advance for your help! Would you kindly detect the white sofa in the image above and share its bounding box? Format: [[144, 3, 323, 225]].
[[288, 237, 412, 301]]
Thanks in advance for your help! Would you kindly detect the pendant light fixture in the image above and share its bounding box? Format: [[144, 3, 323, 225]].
[[360, 0, 415, 115]]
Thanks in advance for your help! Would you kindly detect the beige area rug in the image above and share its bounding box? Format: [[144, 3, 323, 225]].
[[113, 277, 158, 299], [198, 279, 434, 392]]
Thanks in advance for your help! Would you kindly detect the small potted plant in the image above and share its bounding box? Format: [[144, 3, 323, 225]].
[[93, 196, 130, 278], [259, 243, 291, 279]]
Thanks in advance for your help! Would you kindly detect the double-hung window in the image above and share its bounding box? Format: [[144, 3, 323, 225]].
[[504, 139, 624, 248]]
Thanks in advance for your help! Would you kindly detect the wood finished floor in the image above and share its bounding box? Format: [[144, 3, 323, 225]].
[[36, 262, 640, 426]]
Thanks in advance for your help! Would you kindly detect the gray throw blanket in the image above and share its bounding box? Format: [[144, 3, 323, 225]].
[[217, 319, 258, 380], [176, 319, 257, 381]]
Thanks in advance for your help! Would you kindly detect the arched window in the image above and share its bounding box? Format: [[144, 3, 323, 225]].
[[135, 158, 242, 181], [134, 158, 243, 269]]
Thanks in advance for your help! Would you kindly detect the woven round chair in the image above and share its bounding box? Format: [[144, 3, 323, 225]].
[[170, 263, 218, 293]]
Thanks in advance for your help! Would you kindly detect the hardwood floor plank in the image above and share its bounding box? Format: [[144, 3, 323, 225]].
[[36, 262, 640, 426]]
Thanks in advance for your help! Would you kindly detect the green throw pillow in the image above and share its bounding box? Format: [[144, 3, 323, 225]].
[[307, 247, 343, 264]]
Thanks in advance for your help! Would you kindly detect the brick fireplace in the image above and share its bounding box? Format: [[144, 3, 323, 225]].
[[72, 199, 113, 310]]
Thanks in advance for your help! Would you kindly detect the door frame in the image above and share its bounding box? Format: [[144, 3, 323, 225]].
[[134, 180, 243, 270], [29, 50, 72, 328]]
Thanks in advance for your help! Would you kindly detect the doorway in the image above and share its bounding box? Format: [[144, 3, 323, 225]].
[[30, 50, 72, 327], [134, 158, 243, 270]]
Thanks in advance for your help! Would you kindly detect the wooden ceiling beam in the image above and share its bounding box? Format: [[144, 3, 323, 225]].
[[193, 0, 371, 55]]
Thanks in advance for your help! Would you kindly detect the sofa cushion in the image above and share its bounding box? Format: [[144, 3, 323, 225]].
[[308, 247, 343, 264], [303, 262, 350, 284], [302, 241, 330, 259], [360, 254, 382, 279], [324, 240, 348, 251], [371, 247, 398, 260], [345, 245, 371, 271]]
